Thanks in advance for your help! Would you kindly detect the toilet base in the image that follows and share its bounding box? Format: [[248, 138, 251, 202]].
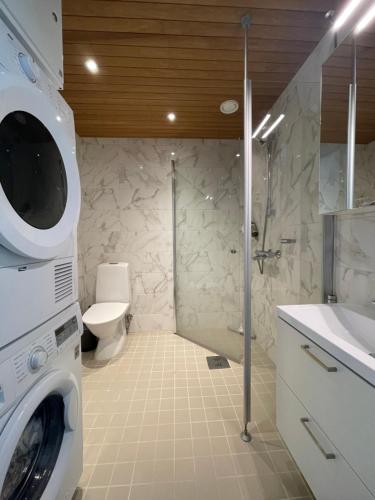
[[95, 333, 126, 361]]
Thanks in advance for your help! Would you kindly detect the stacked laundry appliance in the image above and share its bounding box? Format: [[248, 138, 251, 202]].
[[0, 3, 84, 498]]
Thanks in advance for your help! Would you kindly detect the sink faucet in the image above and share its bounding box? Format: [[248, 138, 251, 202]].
[[253, 249, 281, 261]]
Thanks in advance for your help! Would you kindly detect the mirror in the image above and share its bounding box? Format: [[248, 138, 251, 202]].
[[319, 36, 353, 214], [353, 27, 375, 208], [319, 22, 375, 214]]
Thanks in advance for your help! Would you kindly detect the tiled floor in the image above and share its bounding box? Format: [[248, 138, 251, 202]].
[[76, 331, 313, 500]]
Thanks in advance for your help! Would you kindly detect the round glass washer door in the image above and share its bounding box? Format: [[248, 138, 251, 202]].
[[0, 79, 80, 260], [0, 111, 68, 230], [1, 394, 65, 500], [0, 370, 79, 500]]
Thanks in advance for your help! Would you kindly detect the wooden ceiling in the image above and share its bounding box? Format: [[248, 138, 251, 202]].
[[61, 0, 339, 138]]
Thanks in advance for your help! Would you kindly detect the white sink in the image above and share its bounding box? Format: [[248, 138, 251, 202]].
[[277, 303, 375, 386]]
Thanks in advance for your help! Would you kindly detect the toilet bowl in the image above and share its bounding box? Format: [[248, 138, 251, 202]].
[[82, 263, 131, 361]]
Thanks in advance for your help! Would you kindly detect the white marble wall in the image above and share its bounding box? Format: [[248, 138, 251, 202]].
[[251, 82, 323, 359], [320, 141, 375, 213], [174, 140, 242, 331], [77, 138, 243, 333], [77, 138, 174, 333]]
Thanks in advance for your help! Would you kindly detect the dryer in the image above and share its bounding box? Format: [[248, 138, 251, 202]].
[[0, 17, 81, 349], [0, 302, 83, 500]]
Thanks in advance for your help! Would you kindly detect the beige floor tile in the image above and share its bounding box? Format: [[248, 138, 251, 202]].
[[106, 485, 130, 500], [111, 462, 135, 486], [153, 459, 175, 483], [117, 443, 138, 462], [81, 332, 313, 500], [174, 481, 197, 500], [89, 464, 113, 488], [83, 487, 108, 500], [133, 461, 154, 484], [155, 439, 174, 459], [175, 458, 195, 481], [175, 439, 193, 459]]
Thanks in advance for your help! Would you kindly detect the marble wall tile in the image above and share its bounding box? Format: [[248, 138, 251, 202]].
[[78, 137, 242, 333], [77, 137, 175, 331]]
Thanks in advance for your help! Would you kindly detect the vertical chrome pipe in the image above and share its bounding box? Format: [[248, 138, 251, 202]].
[[241, 13, 252, 443], [322, 215, 336, 303], [347, 37, 357, 210], [171, 159, 177, 332]]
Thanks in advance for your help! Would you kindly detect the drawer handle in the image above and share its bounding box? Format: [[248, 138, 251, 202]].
[[300, 417, 336, 460], [301, 344, 337, 372]]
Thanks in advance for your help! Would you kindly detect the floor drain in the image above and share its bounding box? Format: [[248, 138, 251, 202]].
[[207, 355, 230, 370]]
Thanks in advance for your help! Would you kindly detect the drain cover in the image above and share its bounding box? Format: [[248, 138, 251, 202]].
[[207, 356, 230, 370], [369, 353, 375, 358]]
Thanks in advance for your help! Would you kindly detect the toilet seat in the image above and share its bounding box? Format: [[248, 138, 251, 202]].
[[82, 302, 129, 325]]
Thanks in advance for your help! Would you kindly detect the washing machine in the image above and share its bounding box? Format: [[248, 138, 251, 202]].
[[0, 302, 83, 500], [0, 17, 81, 349]]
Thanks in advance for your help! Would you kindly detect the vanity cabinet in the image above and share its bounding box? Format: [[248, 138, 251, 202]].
[[0, 0, 63, 88], [277, 318, 375, 500]]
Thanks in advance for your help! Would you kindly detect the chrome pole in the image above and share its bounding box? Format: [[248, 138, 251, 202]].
[[346, 37, 357, 210], [241, 13, 252, 443], [171, 159, 177, 332]]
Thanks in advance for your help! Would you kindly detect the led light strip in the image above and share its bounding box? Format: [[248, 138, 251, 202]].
[[252, 114, 271, 139], [354, 2, 375, 33], [261, 114, 285, 140], [333, 0, 365, 31]]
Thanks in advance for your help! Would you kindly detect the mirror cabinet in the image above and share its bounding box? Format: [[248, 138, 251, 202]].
[[319, 24, 375, 214]]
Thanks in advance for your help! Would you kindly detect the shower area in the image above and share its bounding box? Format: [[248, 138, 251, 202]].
[[171, 141, 244, 363]]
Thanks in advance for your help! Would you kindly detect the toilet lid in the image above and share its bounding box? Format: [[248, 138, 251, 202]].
[[82, 302, 129, 325]]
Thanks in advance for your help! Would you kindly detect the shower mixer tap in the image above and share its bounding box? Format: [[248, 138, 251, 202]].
[[253, 249, 281, 261]]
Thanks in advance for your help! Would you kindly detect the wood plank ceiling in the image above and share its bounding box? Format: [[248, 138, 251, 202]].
[[61, 0, 339, 138]]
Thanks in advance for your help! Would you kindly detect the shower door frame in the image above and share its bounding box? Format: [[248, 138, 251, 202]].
[[171, 15, 254, 442]]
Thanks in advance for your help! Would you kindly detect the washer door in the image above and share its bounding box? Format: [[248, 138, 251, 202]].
[[0, 77, 80, 260], [0, 370, 80, 500]]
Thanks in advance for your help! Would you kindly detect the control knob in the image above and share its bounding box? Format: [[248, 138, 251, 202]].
[[28, 347, 48, 372]]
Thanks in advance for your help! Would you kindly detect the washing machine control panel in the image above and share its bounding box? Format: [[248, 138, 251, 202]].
[[0, 303, 82, 418], [13, 332, 56, 382]]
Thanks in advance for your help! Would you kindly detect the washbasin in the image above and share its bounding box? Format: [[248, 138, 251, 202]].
[[277, 303, 375, 386]]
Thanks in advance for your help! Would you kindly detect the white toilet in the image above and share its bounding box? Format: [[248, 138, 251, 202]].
[[82, 262, 131, 361]]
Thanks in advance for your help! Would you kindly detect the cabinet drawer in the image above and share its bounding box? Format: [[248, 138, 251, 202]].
[[277, 318, 375, 495], [277, 376, 373, 500]]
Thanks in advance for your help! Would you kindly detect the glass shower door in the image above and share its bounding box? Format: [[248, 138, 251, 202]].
[[172, 142, 244, 363]]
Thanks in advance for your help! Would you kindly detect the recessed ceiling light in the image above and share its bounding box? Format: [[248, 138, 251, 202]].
[[171, 151, 175, 156], [333, 0, 364, 31], [220, 100, 239, 114], [167, 112, 176, 122], [84, 58, 99, 74]]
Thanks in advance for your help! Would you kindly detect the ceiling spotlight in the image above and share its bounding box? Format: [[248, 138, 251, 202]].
[[167, 112, 176, 122], [252, 114, 271, 139], [333, 0, 364, 31], [84, 58, 99, 74], [261, 114, 285, 140], [354, 3, 375, 34], [220, 100, 239, 114], [171, 152, 175, 156]]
